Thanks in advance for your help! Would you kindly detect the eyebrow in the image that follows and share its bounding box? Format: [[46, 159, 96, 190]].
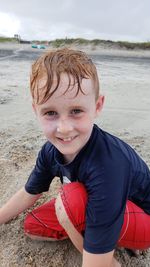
[[69, 105, 85, 109]]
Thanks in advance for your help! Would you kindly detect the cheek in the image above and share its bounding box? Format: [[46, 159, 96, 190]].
[[76, 116, 93, 132], [40, 119, 56, 135]]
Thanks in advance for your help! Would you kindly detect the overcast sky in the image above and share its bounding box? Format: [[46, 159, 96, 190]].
[[0, 0, 150, 42]]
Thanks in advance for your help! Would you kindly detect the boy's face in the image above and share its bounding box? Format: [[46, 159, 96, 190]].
[[33, 73, 104, 163]]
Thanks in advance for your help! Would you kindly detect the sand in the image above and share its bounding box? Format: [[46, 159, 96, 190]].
[[0, 43, 150, 267]]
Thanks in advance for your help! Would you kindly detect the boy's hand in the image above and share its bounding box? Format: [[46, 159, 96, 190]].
[[0, 187, 41, 225]]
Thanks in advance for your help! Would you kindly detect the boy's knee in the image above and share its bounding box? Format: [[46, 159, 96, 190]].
[[55, 182, 87, 231], [55, 182, 88, 231]]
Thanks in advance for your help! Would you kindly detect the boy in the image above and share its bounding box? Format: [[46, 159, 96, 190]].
[[0, 48, 150, 267]]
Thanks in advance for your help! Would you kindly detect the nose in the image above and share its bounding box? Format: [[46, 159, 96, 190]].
[[57, 118, 73, 134]]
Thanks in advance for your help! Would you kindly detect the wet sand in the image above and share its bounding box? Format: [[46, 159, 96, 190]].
[[0, 43, 150, 266]]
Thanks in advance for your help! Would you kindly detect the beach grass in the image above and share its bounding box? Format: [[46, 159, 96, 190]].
[[49, 38, 150, 50], [1, 36, 150, 50], [0, 37, 17, 42]]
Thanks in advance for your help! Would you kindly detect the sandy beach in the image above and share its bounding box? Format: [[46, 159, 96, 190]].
[[0, 43, 150, 267]]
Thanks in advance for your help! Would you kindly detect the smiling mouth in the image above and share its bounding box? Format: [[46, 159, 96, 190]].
[[57, 136, 77, 142]]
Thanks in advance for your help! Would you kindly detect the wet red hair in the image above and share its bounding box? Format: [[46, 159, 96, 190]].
[[30, 48, 100, 104]]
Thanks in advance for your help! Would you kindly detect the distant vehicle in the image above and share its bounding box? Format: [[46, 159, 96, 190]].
[[32, 44, 46, 49]]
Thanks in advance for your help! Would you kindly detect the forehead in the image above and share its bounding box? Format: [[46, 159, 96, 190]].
[[50, 73, 94, 99], [35, 72, 96, 108]]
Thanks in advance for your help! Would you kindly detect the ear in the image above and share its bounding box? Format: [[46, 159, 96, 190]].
[[32, 102, 37, 115], [95, 95, 105, 117]]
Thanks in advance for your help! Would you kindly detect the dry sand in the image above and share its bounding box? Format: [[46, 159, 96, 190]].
[[0, 43, 150, 267]]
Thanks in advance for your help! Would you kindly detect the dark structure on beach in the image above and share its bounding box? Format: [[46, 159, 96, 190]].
[[14, 34, 31, 44]]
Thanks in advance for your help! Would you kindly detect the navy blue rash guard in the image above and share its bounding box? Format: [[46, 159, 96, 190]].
[[25, 124, 150, 254]]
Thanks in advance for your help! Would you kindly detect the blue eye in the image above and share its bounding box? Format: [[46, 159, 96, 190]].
[[46, 111, 57, 116], [71, 109, 82, 115]]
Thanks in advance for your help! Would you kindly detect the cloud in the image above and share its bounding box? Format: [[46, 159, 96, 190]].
[[0, 12, 20, 37], [0, 0, 150, 41]]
